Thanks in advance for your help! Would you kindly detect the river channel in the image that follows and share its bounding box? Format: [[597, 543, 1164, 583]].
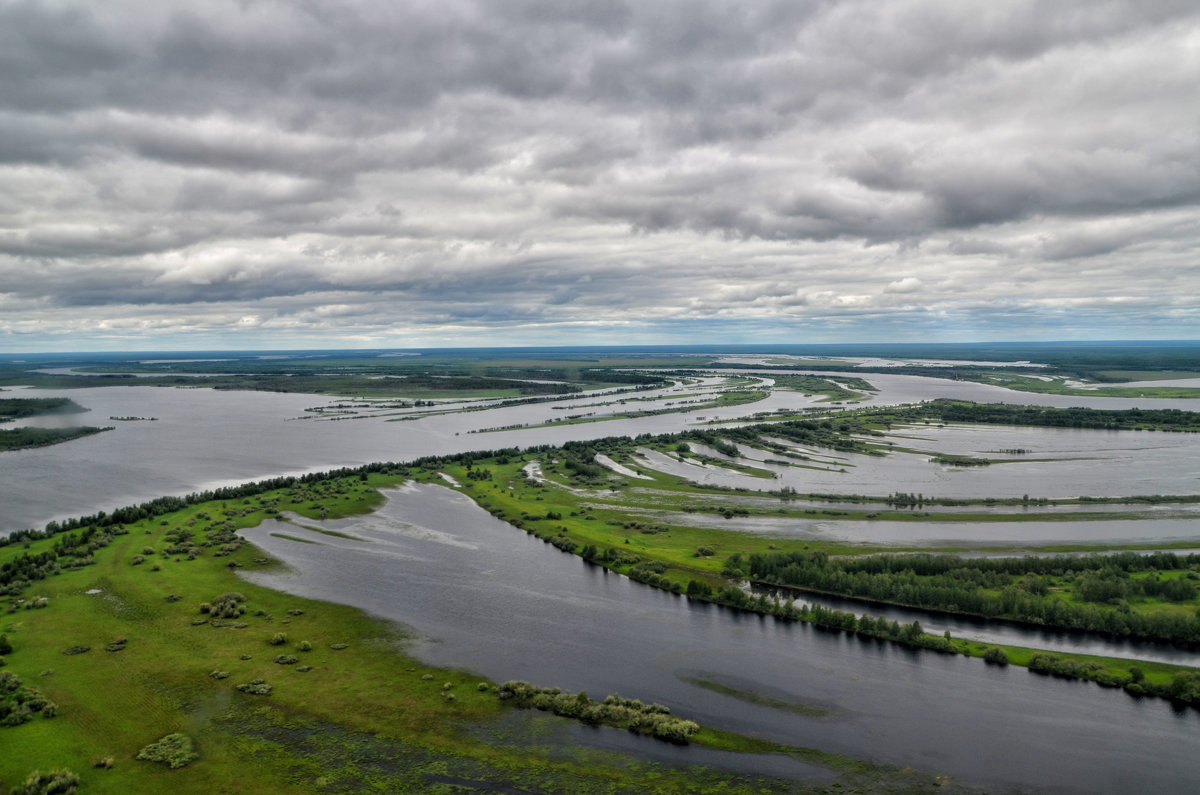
[[4, 369, 1200, 790], [240, 483, 1200, 793]]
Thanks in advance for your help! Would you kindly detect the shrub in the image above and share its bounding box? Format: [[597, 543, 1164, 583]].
[[209, 593, 247, 619], [982, 647, 1009, 665], [269, 633, 288, 646], [298, 641, 312, 652], [236, 679, 271, 695], [273, 655, 299, 665], [12, 768, 80, 795], [136, 733, 198, 769]]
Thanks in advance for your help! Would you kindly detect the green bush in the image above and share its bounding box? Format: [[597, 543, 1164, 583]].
[[236, 679, 271, 695], [136, 733, 198, 769], [982, 647, 1009, 665], [12, 768, 79, 795], [209, 593, 247, 619], [269, 633, 288, 646]]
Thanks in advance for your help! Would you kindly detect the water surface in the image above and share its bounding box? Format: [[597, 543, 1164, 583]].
[[240, 484, 1200, 793]]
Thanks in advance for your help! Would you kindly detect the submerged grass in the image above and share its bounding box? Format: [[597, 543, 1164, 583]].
[[682, 676, 833, 718]]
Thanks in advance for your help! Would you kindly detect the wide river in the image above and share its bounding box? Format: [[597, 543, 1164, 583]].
[[3, 368, 1200, 791]]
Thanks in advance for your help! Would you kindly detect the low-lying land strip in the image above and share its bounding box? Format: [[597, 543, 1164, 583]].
[[0, 470, 950, 793], [400, 403, 1200, 702], [4, 400, 1200, 791], [0, 397, 110, 451], [0, 397, 88, 422]]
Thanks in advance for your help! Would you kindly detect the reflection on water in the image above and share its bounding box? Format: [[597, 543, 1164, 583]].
[[240, 484, 1200, 794], [4, 371, 1200, 533], [606, 506, 1200, 547]]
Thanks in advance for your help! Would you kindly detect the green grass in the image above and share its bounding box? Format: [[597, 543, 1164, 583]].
[[1, 474, 925, 794], [423, 449, 1200, 692], [1093, 370, 1200, 382], [975, 372, 1200, 399]]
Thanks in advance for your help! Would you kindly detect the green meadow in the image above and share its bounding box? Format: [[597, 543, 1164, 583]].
[[1, 474, 962, 794]]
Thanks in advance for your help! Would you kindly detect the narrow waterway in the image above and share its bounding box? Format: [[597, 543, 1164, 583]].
[[240, 483, 1200, 794]]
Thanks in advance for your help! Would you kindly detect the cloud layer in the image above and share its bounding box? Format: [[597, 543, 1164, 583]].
[[2, 0, 1198, 349]]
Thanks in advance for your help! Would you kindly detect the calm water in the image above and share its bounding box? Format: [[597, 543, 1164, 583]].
[[603, 506, 1200, 547], [241, 484, 1200, 793], [632, 422, 1200, 500], [4, 372, 1200, 790], [4, 372, 1199, 533]]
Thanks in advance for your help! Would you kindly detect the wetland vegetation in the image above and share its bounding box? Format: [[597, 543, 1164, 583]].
[[2, 461, 978, 793], [4, 344, 1200, 792], [0, 396, 110, 451], [0, 425, 111, 452], [0, 397, 87, 421]]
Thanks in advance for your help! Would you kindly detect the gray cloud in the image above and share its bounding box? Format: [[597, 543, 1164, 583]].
[[0, 0, 1198, 348]]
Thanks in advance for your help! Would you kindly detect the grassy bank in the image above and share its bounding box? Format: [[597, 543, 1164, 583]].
[[2, 474, 953, 794], [410, 444, 1200, 702]]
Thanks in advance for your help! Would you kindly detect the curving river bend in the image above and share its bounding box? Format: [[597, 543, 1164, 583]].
[[3, 369, 1200, 791]]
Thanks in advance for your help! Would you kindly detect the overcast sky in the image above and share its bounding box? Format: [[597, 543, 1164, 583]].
[[1, 0, 1198, 351]]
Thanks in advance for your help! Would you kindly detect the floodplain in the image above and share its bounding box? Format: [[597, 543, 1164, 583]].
[[3, 344, 1200, 793]]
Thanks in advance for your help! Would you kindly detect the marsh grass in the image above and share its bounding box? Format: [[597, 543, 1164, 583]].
[[0, 473, 865, 794]]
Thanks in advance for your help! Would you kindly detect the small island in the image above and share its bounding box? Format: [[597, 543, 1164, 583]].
[[0, 397, 87, 422], [0, 426, 112, 452], [0, 397, 110, 451]]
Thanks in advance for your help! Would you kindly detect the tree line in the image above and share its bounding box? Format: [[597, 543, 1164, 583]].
[[743, 550, 1200, 643]]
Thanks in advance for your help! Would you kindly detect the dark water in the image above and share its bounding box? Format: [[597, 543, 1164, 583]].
[[240, 484, 1200, 794]]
